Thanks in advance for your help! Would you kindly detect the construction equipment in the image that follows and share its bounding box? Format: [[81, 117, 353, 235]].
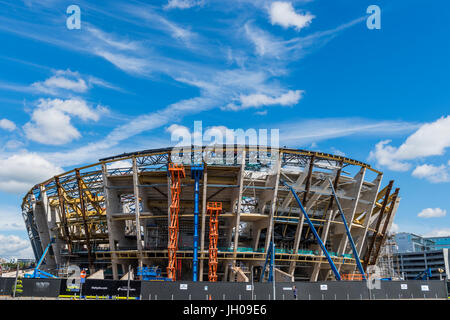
[[414, 267, 432, 280], [208, 202, 221, 282], [281, 180, 342, 281], [342, 273, 366, 281], [167, 163, 185, 281], [24, 238, 57, 279], [191, 164, 204, 282], [137, 266, 171, 281], [327, 178, 366, 280]]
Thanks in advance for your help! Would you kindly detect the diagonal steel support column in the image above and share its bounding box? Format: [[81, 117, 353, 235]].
[[327, 178, 366, 280], [371, 188, 400, 266], [282, 180, 341, 281]]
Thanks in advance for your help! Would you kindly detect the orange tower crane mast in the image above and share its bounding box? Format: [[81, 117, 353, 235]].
[[167, 163, 185, 281], [208, 202, 221, 282]]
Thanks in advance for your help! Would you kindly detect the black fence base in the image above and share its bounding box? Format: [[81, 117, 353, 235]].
[[0, 278, 447, 300], [140, 280, 447, 300]]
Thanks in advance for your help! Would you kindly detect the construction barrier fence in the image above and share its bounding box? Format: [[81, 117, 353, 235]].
[[0, 278, 447, 300], [140, 280, 448, 300]]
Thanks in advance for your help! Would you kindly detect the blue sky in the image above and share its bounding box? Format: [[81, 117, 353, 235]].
[[0, 0, 448, 258]]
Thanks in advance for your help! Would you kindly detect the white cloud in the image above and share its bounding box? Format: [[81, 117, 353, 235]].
[[224, 90, 303, 111], [423, 228, 450, 237], [417, 207, 447, 218], [32, 69, 88, 95], [269, 1, 314, 31], [0, 152, 63, 193], [392, 115, 450, 159], [0, 234, 33, 259], [23, 98, 105, 145], [369, 116, 450, 172], [369, 140, 411, 171], [164, 0, 204, 10], [412, 163, 450, 183], [0, 118, 16, 131], [31, 69, 121, 95]]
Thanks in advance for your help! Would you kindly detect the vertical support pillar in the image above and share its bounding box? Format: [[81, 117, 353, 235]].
[[336, 168, 366, 256], [33, 189, 55, 271], [288, 157, 314, 275], [54, 177, 72, 254], [232, 149, 246, 269], [356, 173, 383, 257], [132, 157, 144, 269], [101, 163, 119, 280], [264, 151, 282, 253], [40, 185, 59, 268]]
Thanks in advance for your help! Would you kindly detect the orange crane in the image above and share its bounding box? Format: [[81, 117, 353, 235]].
[[208, 202, 221, 282], [167, 163, 185, 281]]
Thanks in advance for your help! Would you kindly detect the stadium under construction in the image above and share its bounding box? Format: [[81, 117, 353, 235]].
[[20, 145, 401, 283]]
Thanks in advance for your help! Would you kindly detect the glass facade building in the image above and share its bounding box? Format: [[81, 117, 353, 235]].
[[394, 232, 435, 253], [424, 236, 450, 250]]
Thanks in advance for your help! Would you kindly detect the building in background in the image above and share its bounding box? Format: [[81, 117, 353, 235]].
[[394, 232, 435, 253], [424, 236, 450, 250], [393, 249, 449, 280]]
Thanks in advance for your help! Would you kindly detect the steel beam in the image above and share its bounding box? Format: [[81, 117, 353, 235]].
[[282, 180, 341, 281]]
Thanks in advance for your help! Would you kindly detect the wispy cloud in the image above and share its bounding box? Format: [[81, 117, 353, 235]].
[[278, 118, 419, 146], [122, 4, 197, 44], [86, 26, 143, 51], [223, 90, 303, 111], [163, 0, 205, 10]]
